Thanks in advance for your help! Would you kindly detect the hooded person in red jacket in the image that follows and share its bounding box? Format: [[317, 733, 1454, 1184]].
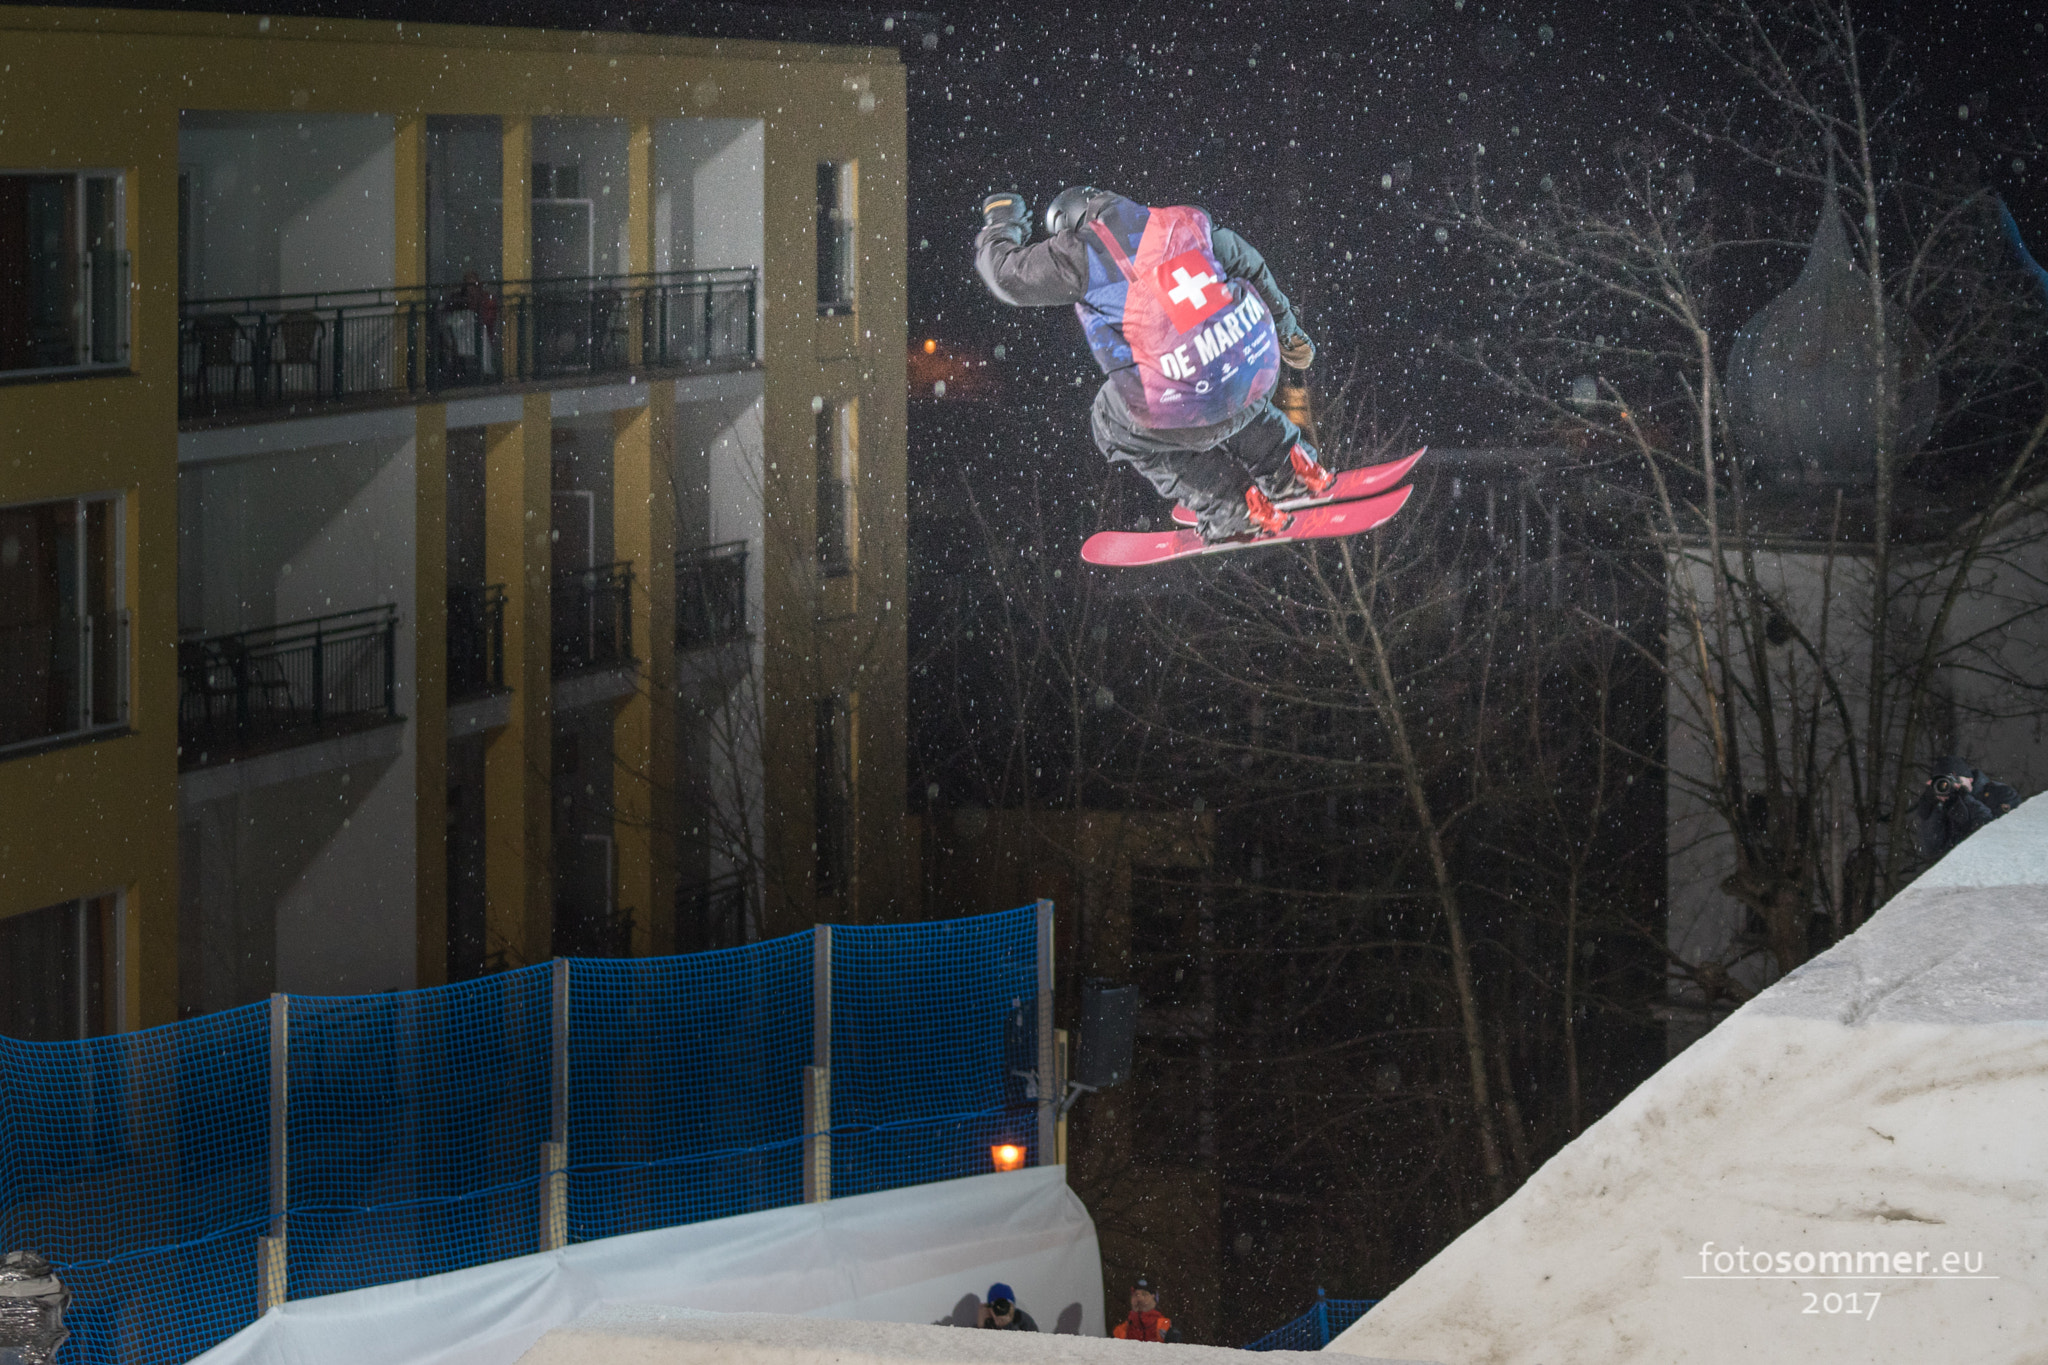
[[1112, 1277, 1182, 1343], [975, 186, 1329, 544]]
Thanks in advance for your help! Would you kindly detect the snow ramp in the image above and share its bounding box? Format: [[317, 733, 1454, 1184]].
[[1330, 794, 2048, 1365]]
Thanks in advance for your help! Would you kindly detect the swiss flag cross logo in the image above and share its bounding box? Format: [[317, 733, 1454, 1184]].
[[1154, 250, 1230, 332]]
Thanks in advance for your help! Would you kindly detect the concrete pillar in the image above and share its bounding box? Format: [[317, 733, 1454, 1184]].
[[414, 407, 449, 987], [395, 113, 429, 291], [485, 396, 553, 965], [612, 391, 676, 955], [627, 117, 654, 364], [502, 117, 532, 280]]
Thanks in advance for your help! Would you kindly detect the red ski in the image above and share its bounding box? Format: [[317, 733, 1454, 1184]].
[[1169, 447, 1425, 527], [1082, 484, 1414, 568]]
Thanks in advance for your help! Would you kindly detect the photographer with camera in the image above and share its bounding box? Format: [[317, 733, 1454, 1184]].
[[977, 1283, 1038, 1332], [1915, 756, 2021, 863]]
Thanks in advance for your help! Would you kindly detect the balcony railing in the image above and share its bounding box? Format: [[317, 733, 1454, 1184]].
[[676, 540, 749, 650], [177, 268, 758, 421], [177, 605, 399, 767], [553, 561, 634, 675], [447, 583, 507, 702], [676, 872, 750, 952]]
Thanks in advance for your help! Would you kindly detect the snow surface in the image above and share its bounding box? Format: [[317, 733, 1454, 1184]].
[[515, 1305, 1437, 1365], [1329, 794, 2048, 1365]]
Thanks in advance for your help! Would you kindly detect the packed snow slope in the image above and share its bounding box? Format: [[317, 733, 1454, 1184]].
[[1331, 794, 2048, 1365], [515, 1305, 1438, 1365]]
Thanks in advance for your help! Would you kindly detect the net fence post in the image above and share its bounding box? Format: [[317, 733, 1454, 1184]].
[[258, 992, 288, 1315], [541, 957, 568, 1251], [804, 924, 832, 1202], [1053, 1027, 1070, 1167], [1035, 898, 1056, 1168]]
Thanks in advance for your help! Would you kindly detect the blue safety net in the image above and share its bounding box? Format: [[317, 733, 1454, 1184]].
[[567, 933, 812, 1241], [285, 966, 553, 1300], [0, 1004, 270, 1365], [829, 904, 1041, 1198], [0, 904, 1042, 1365], [1243, 1294, 1378, 1350]]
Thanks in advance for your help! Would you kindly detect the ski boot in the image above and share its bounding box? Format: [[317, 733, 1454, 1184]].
[[1199, 485, 1293, 544], [1259, 441, 1337, 505]]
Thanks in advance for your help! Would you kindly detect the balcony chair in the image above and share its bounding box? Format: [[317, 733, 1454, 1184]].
[[273, 311, 325, 399], [189, 314, 244, 409]]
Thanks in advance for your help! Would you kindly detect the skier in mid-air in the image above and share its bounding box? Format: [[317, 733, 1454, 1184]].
[[975, 185, 1332, 543]]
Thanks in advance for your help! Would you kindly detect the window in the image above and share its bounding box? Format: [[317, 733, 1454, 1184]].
[[816, 161, 856, 315], [814, 693, 853, 898], [0, 895, 123, 1040], [0, 172, 127, 376], [0, 495, 126, 757], [815, 399, 857, 577]]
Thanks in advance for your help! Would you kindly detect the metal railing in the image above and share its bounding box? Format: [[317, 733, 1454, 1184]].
[[447, 583, 507, 701], [676, 540, 749, 650], [676, 872, 751, 952], [552, 561, 634, 675], [177, 605, 398, 767], [177, 267, 758, 421]]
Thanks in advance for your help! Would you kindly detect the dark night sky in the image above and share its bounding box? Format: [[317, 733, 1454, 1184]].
[[97, 0, 2044, 446], [894, 0, 2048, 451]]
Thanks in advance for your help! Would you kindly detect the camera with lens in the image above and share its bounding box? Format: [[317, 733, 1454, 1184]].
[[1931, 774, 1962, 799], [988, 1298, 1015, 1318]]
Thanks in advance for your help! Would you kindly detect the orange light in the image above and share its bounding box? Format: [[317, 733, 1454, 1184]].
[[990, 1143, 1027, 1172], [923, 338, 938, 354]]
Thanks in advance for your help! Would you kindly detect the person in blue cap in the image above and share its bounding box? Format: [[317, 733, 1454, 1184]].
[[979, 1282, 1039, 1331]]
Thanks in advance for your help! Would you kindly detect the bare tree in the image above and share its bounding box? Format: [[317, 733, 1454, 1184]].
[[1441, 0, 2048, 1008]]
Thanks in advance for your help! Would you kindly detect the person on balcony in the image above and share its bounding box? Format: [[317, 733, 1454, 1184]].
[[443, 271, 499, 379]]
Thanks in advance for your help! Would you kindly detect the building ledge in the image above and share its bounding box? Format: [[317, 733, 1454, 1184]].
[[449, 690, 514, 738], [554, 665, 639, 712], [178, 360, 763, 434], [180, 717, 405, 805]]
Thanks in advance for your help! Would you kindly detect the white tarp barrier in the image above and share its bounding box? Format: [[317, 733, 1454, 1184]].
[[193, 1167, 1102, 1365], [1332, 794, 2048, 1365], [514, 1303, 1439, 1365]]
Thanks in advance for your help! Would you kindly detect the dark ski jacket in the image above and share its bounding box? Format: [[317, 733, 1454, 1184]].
[[981, 1308, 1038, 1332], [976, 192, 1299, 429], [1914, 757, 2021, 862]]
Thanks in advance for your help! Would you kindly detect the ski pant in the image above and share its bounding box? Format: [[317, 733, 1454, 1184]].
[[1089, 380, 1302, 536]]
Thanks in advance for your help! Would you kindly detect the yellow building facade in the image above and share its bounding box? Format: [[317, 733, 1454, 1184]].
[[0, 6, 910, 1035]]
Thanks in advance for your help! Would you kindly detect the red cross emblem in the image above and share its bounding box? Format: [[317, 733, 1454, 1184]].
[[1155, 250, 1230, 331]]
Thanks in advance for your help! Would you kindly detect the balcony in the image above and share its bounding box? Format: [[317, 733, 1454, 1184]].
[[447, 583, 507, 702], [676, 872, 749, 952], [552, 561, 634, 677], [676, 541, 749, 651], [177, 605, 398, 769], [177, 268, 758, 423]]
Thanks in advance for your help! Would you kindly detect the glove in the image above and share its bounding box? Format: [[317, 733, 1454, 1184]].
[[981, 191, 1031, 233], [1279, 331, 1316, 370]]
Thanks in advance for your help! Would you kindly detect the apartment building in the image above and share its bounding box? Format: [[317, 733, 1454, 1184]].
[[0, 6, 911, 1037]]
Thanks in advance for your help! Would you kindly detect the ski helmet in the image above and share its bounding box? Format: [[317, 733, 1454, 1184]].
[[1045, 185, 1100, 236]]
